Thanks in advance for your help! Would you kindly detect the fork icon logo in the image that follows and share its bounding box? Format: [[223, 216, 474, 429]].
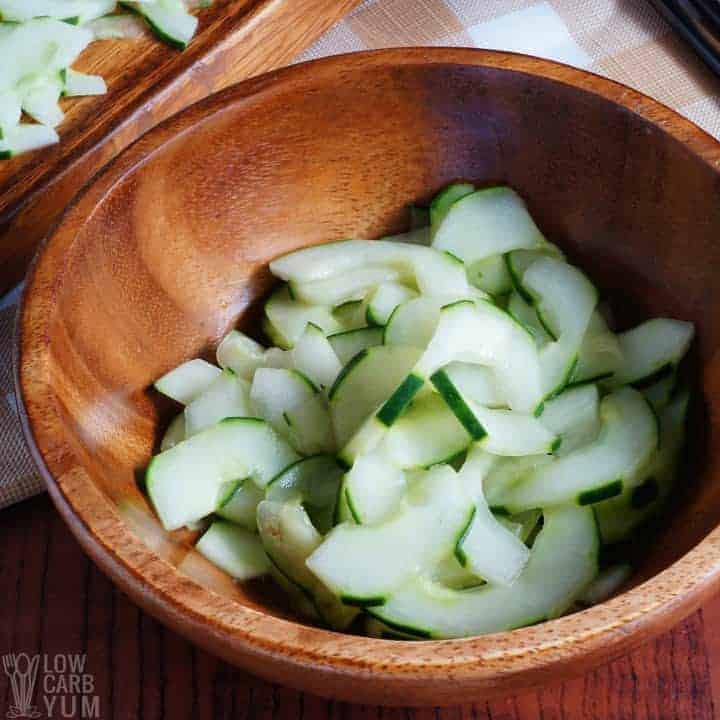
[[2, 654, 41, 719]]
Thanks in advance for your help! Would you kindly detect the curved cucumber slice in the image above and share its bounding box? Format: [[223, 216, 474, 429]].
[[291, 322, 342, 391], [250, 367, 317, 433], [0, 0, 115, 22], [329, 345, 421, 447], [440, 361, 504, 408], [429, 182, 475, 231], [507, 291, 553, 347], [579, 563, 631, 606], [371, 505, 598, 639], [154, 358, 221, 405], [270, 239, 469, 298], [483, 455, 553, 509], [499, 388, 657, 512], [147, 417, 298, 529], [332, 299, 366, 331], [431, 187, 544, 265], [344, 452, 406, 524], [62, 69, 106, 97], [264, 285, 342, 348], [366, 282, 417, 326], [122, 0, 198, 49], [383, 391, 470, 469], [266, 455, 343, 535], [196, 521, 270, 581], [258, 500, 358, 629], [283, 393, 335, 455], [432, 555, 484, 591], [643, 370, 677, 412], [306, 466, 470, 605], [160, 412, 185, 451], [571, 311, 622, 385], [216, 330, 265, 380], [383, 296, 444, 348], [328, 327, 383, 364], [605, 318, 694, 388], [291, 266, 400, 307], [467, 255, 513, 295], [184, 369, 252, 437], [539, 384, 599, 455], [216, 478, 264, 530]]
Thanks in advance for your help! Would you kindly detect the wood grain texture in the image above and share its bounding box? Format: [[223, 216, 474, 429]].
[[0, 0, 361, 296], [14, 48, 720, 705], [0, 495, 717, 719]]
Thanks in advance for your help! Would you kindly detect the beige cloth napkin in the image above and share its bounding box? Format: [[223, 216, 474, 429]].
[[1, 0, 718, 509]]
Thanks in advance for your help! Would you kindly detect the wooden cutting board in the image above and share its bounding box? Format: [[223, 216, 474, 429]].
[[0, 0, 361, 296]]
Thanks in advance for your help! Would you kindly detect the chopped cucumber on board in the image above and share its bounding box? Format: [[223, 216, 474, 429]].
[[145, 182, 694, 640]]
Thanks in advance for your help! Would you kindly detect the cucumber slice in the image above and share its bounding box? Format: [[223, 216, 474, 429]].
[[579, 563, 631, 606], [483, 455, 553, 509], [250, 368, 317, 432], [643, 370, 677, 412], [432, 555, 484, 590], [216, 478, 264, 530], [383, 391, 470, 469], [0, 89, 21, 128], [429, 182, 475, 231], [87, 13, 147, 38], [257, 500, 358, 629], [571, 311, 623, 385], [62, 68, 106, 96], [270, 239, 470, 298], [160, 412, 185, 451], [0, 122, 59, 157], [265, 455, 343, 535], [328, 327, 383, 364], [605, 318, 694, 388], [366, 282, 417, 326], [291, 322, 342, 390], [262, 347, 293, 369], [283, 392, 335, 455], [438, 361, 504, 408], [332, 299, 366, 331], [306, 465, 471, 605], [524, 258, 598, 399], [507, 291, 552, 347], [344, 452, 406, 524], [264, 285, 342, 348], [467, 255, 513, 295], [539, 384, 599, 455], [0, 0, 115, 22], [216, 330, 265, 380], [431, 187, 544, 265], [291, 266, 400, 307], [329, 345, 421, 447], [122, 0, 198, 49], [20, 74, 64, 127], [154, 358, 221, 404], [370, 505, 598, 639], [383, 296, 444, 348], [147, 417, 298, 529], [454, 448, 530, 585], [505, 244, 565, 303], [196, 521, 270, 581], [184, 369, 252, 437], [499, 388, 657, 512]]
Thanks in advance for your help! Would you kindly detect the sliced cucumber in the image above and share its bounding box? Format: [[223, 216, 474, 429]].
[[539, 384, 599, 455], [291, 322, 342, 390], [383, 296, 444, 348], [257, 500, 358, 629], [154, 358, 221, 404], [579, 563, 631, 605], [216, 330, 265, 380], [605, 318, 694, 388], [454, 448, 530, 585], [466, 255, 512, 295], [216, 478, 264, 530], [265, 455, 343, 535], [643, 370, 677, 412], [0, 89, 21, 129], [0, 0, 115, 22], [507, 291, 552, 347], [160, 412, 185, 451], [431, 187, 544, 265], [328, 327, 383, 364], [122, 0, 198, 49], [147, 418, 298, 529], [270, 240, 469, 298], [370, 505, 598, 639], [62, 68, 106, 96], [20, 74, 64, 127], [329, 345, 421, 447], [429, 182, 475, 231], [499, 388, 657, 512], [571, 311, 623, 385], [436, 361, 504, 408], [332, 299, 366, 331], [382, 391, 470, 469], [283, 392, 335, 455], [0, 122, 58, 157], [366, 282, 417, 326], [344, 452, 406, 525], [264, 285, 342, 348], [504, 244, 565, 303], [250, 367, 317, 432], [196, 521, 270, 581], [87, 12, 147, 38], [408, 205, 430, 231], [432, 555, 484, 590], [483, 455, 553, 509], [184, 369, 252, 437], [262, 347, 293, 369], [306, 465, 470, 605], [291, 266, 400, 307]]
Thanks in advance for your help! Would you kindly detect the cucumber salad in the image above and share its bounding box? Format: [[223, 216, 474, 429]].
[[147, 183, 694, 640], [0, 0, 207, 158]]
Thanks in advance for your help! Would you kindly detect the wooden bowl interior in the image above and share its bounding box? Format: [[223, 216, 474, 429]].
[[35, 59, 720, 624]]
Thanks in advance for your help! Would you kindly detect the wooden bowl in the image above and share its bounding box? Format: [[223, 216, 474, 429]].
[[15, 48, 720, 707]]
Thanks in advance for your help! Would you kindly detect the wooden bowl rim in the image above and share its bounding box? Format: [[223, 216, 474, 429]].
[[15, 48, 720, 687]]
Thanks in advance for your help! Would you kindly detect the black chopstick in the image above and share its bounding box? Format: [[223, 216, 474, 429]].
[[649, 0, 720, 77]]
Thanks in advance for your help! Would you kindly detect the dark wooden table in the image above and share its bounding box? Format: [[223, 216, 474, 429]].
[[2, 494, 718, 719]]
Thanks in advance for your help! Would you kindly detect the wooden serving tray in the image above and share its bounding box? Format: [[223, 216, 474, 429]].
[[0, 0, 360, 296]]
